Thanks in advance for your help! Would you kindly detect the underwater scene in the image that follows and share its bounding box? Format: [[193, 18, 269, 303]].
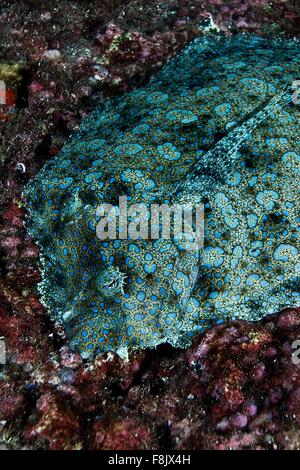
[[0, 0, 299, 456]]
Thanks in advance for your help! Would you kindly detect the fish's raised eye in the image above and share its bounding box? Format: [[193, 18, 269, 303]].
[[95, 266, 126, 299]]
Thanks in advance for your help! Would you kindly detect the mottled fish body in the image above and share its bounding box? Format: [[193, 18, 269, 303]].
[[25, 35, 300, 359]]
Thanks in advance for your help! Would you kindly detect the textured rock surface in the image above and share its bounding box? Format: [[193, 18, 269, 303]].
[[0, 0, 300, 450]]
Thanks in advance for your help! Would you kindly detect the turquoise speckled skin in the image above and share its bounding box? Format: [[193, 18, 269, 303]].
[[25, 35, 300, 359]]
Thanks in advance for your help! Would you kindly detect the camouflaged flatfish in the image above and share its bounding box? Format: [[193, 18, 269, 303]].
[[25, 34, 300, 359]]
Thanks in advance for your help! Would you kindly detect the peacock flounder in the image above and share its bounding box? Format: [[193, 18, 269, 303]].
[[25, 34, 300, 359]]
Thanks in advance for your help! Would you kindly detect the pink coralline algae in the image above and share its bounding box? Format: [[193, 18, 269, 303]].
[[0, 0, 299, 450], [91, 418, 157, 450]]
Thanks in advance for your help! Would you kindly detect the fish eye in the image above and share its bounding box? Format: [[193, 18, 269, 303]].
[[95, 266, 126, 299]]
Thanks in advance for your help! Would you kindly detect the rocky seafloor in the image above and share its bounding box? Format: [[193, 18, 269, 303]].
[[0, 0, 300, 450]]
